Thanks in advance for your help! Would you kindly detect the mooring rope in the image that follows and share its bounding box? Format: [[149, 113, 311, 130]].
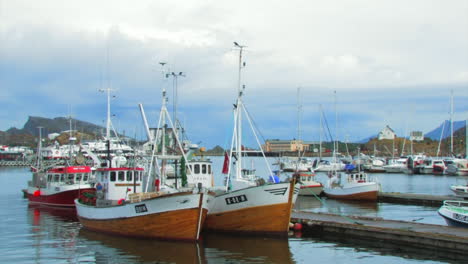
[[299, 180, 363, 225]]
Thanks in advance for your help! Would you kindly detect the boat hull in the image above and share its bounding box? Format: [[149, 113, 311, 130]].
[[298, 184, 323, 196], [24, 187, 95, 207], [438, 203, 468, 228], [75, 192, 209, 241], [324, 182, 379, 201], [204, 181, 299, 235], [450, 185, 468, 198]]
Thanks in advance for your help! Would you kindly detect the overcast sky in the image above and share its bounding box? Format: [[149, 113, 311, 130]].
[[1, 0, 467, 147]]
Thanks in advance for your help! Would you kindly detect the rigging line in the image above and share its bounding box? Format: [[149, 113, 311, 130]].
[[242, 103, 268, 144], [321, 110, 334, 143]]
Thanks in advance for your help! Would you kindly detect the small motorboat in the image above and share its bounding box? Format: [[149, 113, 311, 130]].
[[438, 200, 468, 228]]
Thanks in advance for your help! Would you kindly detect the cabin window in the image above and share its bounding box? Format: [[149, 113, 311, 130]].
[[133, 171, 138, 181], [194, 164, 200, 174], [75, 174, 81, 182], [54, 174, 60, 182], [127, 171, 133, 182], [60, 174, 65, 183], [67, 174, 74, 184], [202, 164, 207, 174], [83, 174, 88, 182], [118, 171, 125, 181], [48, 174, 53, 182], [208, 165, 211, 174], [110, 171, 116, 182]]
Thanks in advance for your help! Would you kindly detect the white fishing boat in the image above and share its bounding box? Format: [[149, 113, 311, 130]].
[[203, 43, 300, 235], [323, 171, 380, 201], [296, 171, 323, 196], [438, 200, 468, 228]]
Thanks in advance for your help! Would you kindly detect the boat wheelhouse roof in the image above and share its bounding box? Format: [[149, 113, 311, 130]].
[[96, 167, 144, 172], [47, 166, 92, 174]]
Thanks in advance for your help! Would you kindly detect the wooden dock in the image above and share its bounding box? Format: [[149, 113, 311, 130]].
[[291, 210, 468, 255], [378, 192, 465, 207]]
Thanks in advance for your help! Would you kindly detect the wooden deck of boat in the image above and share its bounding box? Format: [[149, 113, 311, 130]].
[[378, 192, 465, 206], [291, 210, 468, 253]]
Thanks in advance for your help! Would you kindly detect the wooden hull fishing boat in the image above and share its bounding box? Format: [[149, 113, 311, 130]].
[[76, 191, 210, 241], [204, 180, 299, 235]]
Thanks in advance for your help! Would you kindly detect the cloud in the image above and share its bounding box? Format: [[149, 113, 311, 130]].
[[0, 0, 467, 147]]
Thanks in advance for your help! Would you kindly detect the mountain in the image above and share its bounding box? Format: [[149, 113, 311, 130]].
[[6, 116, 105, 137], [425, 120, 466, 140]]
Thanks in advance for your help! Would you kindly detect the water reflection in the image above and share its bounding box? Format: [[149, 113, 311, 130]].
[[202, 233, 293, 264], [80, 229, 204, 263]]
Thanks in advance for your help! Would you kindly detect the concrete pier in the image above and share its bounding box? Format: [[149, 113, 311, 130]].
[[378, 192, 464, 207], [291, 211, 468, 255]]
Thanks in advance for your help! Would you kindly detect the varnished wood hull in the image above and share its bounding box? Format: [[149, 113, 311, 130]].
[[204, 181, 300, 235], [76, 192, 209, 241]]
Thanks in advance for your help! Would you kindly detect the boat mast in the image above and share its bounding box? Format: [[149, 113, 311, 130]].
[[334, 90, 337, 163], [36, 127, 43, 169], [450, 89, 454, 155], [319, 105, 323, 160], [234, 42, 245, 180]]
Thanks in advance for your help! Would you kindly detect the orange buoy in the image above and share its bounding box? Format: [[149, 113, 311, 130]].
[[33, 190, 41, 197], [293, 223, 303, 231], [118, 198, 125, 205]]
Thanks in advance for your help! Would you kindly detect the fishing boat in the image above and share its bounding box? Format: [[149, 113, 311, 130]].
[[438, 200, 468, 228], [23, 125, 95, 207], [25, 164, 95, 207], [74, 159, 209, 240], [296, 171, 323, 196], [75, 85, 212, 241], [203, 42, 300, 235], [323, 171, 380, 201]]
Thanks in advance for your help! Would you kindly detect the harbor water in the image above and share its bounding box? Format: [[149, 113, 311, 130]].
[[0, 157, 464, 263]]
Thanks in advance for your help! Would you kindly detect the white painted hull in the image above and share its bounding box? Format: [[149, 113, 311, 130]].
[[383, 165, 407, 173], [324, 182, 380, 201], [450, 185, 468, 198], [438, 201, 468, 228]]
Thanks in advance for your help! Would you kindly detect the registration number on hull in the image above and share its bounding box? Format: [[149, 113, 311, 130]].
[[225, 194, 248, 205]]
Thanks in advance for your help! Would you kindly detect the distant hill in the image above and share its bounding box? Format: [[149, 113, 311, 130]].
[[5, 116, 105, 137], [425, 120, 466, 140], [1, 116, 106, 147]]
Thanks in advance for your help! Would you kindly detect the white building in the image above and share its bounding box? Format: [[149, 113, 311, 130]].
[[378, 125, 396, 140], [410, 131, 424, 141]]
